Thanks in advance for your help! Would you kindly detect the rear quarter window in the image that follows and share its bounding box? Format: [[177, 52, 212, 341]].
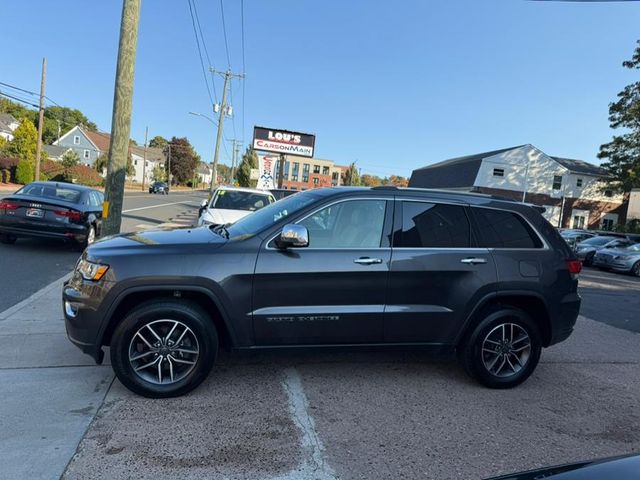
[[471, 207, 543, 249]]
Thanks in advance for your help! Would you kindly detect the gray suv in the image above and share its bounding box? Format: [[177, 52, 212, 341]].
[[63, 187, 581, 398]]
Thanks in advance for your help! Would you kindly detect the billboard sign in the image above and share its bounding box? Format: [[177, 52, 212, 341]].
[[256, 153, 278, 189], [253, 126, 315, 158]]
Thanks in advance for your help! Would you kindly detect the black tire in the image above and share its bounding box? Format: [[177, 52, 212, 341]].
[[459, 307, 542, 389], [0, 233, 17, 244], [111, 299, 218, 398], [632, 261, 640, 278]]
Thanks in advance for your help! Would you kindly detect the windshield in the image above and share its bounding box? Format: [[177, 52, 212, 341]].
[[211, 190, 273, 212], [15, 184, 82, 203], [580, 236, 616, 246], [226, 190, 321, 238], [624, 243, 640, 252]]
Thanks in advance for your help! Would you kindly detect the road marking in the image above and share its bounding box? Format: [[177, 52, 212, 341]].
[[122, 201, 198, 213], [272, 368, 336, 480]]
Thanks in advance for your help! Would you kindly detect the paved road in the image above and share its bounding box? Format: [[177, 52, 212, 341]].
[[0, 190, 206, 312], [578, 266, 640, 333]]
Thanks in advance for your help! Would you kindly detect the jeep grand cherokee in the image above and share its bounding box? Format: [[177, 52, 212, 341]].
[[63, 187, 581, 398]]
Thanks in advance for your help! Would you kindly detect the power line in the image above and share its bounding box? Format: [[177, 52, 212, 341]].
[[219, 0, 232, 68], [240, 0, 246, 144], [191, 0, 218, 103], [0, 90, 39, 108], [187, 0, 214, 106], [0, 81, 38, 97]]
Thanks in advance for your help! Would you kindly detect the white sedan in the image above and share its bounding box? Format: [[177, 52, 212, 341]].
[[197, 186, 276, 227]]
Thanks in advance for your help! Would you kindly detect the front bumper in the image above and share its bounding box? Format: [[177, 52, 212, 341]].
[[63, 277, 113, 364], [593, 256, 633, 272]]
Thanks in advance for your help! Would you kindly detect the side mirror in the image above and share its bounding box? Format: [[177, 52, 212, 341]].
[[200, 199, 208, 208], [277, 224, 309, 249]]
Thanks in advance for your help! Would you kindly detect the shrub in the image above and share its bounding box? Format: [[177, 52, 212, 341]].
[[0, 157, 19, 183], [15, 160, 34, 184]]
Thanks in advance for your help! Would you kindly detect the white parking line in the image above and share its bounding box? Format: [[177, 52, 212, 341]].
[[273, 368, 336, 480], [122, 201, 198, 213]]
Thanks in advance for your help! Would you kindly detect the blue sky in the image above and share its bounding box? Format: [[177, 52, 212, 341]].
[[1, 0, 639, 178]]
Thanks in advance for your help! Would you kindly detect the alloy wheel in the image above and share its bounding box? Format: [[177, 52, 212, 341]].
[[128, 319, 200, 385], [481, 323, 531, 378]]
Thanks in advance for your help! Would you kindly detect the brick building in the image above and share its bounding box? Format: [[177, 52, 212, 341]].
[[274, 155, 346, 191]]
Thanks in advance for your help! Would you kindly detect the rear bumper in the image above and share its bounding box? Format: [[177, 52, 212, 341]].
[[549, 292, 581, 345], [0, 220, 88, 242]]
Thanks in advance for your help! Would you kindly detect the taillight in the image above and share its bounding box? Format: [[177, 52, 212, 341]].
[[0, 201, 18, 210], [566, 259, 582, 275], [54, 210, 82, 221]]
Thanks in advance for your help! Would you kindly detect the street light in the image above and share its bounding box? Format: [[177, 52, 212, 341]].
[[188, 111, 217, 191], [188, 111, 216, 125]]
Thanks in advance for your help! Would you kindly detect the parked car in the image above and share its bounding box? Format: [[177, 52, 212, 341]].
[[575, 235, 634, 266], [149, 181, 169, 194], [270, 188, 298, 200], [197, 186, 275, 227], [559, 229, 596, 250], [0, 181, 103, 248], [593, 242, 640, 276], [486, 454, 640, 479], [63, 186, 581, 398]]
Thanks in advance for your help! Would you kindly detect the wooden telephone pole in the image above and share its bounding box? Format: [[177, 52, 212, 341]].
[[141, 126, 148, 191], [102, 0, 141, 235], [34, 58, 47, 181]]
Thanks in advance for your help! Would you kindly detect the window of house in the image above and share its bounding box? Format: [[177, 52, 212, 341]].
[[302, 164, 310, 182], [576, 178, 583, 187], [471, 208, 543, 249], [133, 160, 138, 166], [313, 165, 320, 174], [394, 202, 470, 248], [299, 199, 386, 248], [313, 177, 319, 185], [322, 166, 330, 175], [284, 160, 290, 180], [602, 218, 614, 231], [493, 168, 504, 177], [73, 135, 80, 145], [552, 175, 563, 190], [605, 190, 613, 198], [83, 149, 90, 159]]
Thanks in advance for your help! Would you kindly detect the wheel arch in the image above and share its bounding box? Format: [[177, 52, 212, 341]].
[[456, 291, 552, 348], [99, 286, 237, 352]]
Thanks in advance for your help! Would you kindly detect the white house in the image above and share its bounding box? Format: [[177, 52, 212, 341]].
[[0, 113, 19, 141], [129, 145, 165, 184], [410, 144, 626, 229]]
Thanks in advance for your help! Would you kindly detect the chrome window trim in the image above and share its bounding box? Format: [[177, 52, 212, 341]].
[[265, 196, 391, 251]]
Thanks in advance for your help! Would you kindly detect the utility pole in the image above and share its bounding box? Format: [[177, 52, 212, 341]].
[[34, 57, 47, 181], [102, 0, 141, 235], [278, 153, 285, 189], [209, 68, 244, 195], [166, 144, 171, 187], [228, 139, 240, 185], [141, 126, 148, 191]]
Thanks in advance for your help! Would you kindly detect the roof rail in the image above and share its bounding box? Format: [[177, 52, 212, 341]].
[[371, 186, 398, 190]]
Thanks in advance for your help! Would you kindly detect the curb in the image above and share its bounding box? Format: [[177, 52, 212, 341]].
[[0, 272, 72, 320]]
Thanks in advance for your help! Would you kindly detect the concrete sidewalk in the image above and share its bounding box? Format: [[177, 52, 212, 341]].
[[0, 274, 114, 480]]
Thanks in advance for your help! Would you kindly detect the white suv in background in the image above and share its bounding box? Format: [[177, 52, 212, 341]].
[[198, 186, 276, 227]]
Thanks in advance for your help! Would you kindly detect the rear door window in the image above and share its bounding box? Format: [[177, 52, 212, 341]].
[[471, 207, 542, 249], [394, 202, 470, 248]]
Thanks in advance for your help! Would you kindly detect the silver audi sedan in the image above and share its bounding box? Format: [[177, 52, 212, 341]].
[[593, 243, 640, 276]]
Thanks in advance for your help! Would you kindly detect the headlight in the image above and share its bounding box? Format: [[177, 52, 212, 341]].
[[77, 259, 109, 281]]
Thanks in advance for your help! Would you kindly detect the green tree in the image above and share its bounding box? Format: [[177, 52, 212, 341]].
[[61, 150, 80, 169], [598, 40, 640, 193], [40, 106, 98, 145], [383, 175, 409, 187], [4, 119, 38, 162], [94, 153, 108, 172], [151, 164, 166, 182], [149, 135, 168, 149], [341, 162, 361, 186], [237, 147, 258, 187], [167, 137, 199, 184], [15, 160, 34, 184]]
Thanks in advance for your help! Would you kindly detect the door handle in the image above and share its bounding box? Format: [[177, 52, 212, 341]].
[[460, 257, 487, 265], [354, 257, 383, 265]]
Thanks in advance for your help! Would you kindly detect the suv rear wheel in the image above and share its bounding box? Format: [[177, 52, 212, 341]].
[[110, 299, 218, 398], [459, 307, 542, 389]]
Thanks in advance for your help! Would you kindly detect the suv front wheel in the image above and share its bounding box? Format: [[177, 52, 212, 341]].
[[110, 299, 218, 398], [459, 307, 542, 389]]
